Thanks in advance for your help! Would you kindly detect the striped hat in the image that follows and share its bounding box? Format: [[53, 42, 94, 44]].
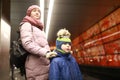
[[56, 28, 71, 50]]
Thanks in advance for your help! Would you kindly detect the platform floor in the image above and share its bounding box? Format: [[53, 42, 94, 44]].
[[10, 67, 100, 80]]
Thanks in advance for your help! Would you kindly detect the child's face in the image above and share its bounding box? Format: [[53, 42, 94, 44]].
[[61, 42, 71, 53], [30, 8, 41, 19]]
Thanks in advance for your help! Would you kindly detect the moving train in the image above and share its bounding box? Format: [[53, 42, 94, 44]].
[[71, 8, 120, 79]]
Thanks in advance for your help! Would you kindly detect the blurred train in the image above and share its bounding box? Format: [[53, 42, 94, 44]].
[[71, 8, 120, 79]]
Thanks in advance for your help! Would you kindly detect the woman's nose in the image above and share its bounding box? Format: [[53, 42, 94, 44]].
[[36, 11, 39, 14]]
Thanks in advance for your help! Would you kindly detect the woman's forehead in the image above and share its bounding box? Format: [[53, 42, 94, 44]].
[[32, 8, 40, 11]]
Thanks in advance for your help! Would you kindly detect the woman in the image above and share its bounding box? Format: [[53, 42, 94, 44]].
[[20, 5, 56, 80]]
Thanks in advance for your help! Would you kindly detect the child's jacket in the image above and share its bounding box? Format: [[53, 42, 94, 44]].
[[49, 50, 83, 80]]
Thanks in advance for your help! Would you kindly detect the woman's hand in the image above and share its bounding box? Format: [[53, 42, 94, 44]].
[[46, 52, 57, 58]]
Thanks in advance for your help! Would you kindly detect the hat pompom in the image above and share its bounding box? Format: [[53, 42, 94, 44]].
[[57, 28, 71, 38]]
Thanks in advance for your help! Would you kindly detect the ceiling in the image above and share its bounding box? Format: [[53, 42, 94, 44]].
[[10, 0, 120, 46]]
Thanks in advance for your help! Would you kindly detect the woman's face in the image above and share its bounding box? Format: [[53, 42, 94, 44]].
[[30, 8, 41, 19]]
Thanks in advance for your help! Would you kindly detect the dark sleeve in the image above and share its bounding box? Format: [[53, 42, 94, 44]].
[[49, 59, 60, 80]]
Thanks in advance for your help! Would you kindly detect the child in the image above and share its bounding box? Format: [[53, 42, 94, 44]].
[[49, 28, 83, 80]]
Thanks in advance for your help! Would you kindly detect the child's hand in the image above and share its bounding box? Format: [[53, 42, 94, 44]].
[[46, 52, 57, 58]]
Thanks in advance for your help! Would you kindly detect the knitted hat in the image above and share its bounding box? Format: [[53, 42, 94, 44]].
[[56, 28, 71, 51], [26, 5, 41, 16]]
